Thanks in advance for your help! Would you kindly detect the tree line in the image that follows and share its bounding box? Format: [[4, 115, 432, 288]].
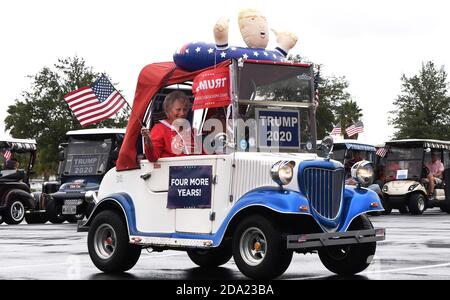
[[4, 56, 450, 176]]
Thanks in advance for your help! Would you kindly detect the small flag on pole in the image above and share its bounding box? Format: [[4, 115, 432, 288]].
[[3, 149, 12, 161], [376, 147, 388, 157], [64, 74, 127, 127], [346, 121, 364, 137], [330, 122, 342, 135]]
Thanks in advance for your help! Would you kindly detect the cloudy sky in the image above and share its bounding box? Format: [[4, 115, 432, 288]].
[[1, 0, 449, 144]]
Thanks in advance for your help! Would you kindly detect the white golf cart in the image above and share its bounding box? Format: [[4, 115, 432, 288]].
[[79, 59, 385, 279], [382, 139, 450, 215]]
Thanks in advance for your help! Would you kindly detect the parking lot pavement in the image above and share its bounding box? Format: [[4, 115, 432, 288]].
[[1, 208, 450, 280]]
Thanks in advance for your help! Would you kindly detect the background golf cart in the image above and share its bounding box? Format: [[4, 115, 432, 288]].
[[381, 139, 450, 215], [27, 128, 125, 224], [0, 138, 37, 224], [80, 59, 385, 279]]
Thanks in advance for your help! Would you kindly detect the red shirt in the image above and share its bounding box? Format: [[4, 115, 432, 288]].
[[144, 121, 194, 162]]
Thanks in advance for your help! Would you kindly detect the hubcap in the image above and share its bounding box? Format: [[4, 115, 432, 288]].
[[418, 197, 425, 211], [94, 224, 117, 260], [11, 201, 25, 221], [239, 227, 267, 266]]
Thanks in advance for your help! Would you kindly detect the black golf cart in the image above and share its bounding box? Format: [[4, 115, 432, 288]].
[[381, 139, 450, 215], [0, 137, 37, 224], [41, 128, 125, 223]]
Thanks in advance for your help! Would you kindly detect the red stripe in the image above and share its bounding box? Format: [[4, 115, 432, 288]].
[[69, 96, 99, 110], [64, 86, 91, 99], [77, 93, 123, 120], [80, 100, 126, 126], [78, 96, 125, 122]]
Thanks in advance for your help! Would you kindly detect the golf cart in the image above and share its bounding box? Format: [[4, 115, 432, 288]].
[[79, 59, 385, 279], [381, 139, 450, 215], [0, 137, 37, 224], [40, 128, 125, 223]]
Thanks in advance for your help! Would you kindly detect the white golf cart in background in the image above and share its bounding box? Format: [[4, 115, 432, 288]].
[[382, 139, 450, 215]]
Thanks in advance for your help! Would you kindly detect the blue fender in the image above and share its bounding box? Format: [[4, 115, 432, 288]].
[[337, 186, 383, 231], [173, 42, 287, 71]]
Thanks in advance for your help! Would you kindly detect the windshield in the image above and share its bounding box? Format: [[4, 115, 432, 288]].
[[235, 62, 316, 153], [63, 138, 112, 176], [384, 147, 423, 181]]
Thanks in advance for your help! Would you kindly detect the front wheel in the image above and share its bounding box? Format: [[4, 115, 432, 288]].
[[318, 215, 376, 275], [408, 193, 426, 215], [232, 215, 292, 280], [88, 210, 141, 273], [381, 196, 392, 215], [4, 200, 25, 225]]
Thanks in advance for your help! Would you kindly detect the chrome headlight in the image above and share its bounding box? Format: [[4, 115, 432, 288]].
[[271, 161, 295, 186], [382, 184, 388, 192], [350, 160, 374, 187], [84, 191, 98, 204], [408, 184, 419, 191]]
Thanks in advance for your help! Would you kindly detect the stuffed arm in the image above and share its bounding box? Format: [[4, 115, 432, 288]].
[[214, 17, 230, 49], [271, 29, 298, 56]]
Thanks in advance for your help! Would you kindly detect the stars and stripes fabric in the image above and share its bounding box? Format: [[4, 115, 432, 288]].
[[64, 75, 127, 127], [330, 122, 342, 135], [345, 121, 364, 137], [313, 65, 321, 105], [376, 147, 388, 157], [3, 149, 12, 161]]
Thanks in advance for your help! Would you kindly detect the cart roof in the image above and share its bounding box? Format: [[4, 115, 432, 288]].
[[385, 139, 450, 150], [0, 137, 37, 152], [318, 140, 376, 152]]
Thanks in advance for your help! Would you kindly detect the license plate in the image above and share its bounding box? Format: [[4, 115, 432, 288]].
[[62, 205, 77, 215]]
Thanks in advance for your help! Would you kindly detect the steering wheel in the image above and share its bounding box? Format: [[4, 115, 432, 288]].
[[212, 132, 229, 154]]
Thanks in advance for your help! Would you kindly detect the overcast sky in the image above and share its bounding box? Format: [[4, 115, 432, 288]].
[[1, 0, 449, 144]]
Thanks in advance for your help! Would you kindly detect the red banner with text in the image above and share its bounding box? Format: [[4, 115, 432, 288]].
[[192, 67, 231, 110]]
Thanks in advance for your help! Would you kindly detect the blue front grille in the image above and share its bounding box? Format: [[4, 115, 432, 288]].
[[303, 167, 345, 219]]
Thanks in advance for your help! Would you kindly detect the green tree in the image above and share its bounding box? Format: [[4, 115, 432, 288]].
[[335, 100, 363, 139], [390, 61, 450, 139], [4, 56, 129, 178]]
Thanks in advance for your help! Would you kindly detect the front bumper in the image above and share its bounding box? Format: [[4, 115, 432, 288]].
[[287, 228, 385, 250]]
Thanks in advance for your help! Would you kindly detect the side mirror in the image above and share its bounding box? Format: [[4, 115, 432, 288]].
[[321, 136, 334, 160]]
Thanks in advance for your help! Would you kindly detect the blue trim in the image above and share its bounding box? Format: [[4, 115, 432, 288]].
[[345, 143, 376, 152]]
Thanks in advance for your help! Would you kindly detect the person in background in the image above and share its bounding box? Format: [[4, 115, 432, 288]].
[[425, 151, 444, 200]]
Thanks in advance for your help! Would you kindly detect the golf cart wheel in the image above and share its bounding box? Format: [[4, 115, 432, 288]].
[[408, 193, 426, 215], [232, 215, 293, 280], [25, 213, 48, 224], [318, 214, 376, 275], [88, 210, 141, 273], [4, 200, 25, 225], [381, 196, 392, 215], [45, 197, 65, 224], [187, 242, 232, 268]]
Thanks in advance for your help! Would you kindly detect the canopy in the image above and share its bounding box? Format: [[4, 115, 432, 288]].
[[386, 139, 450, 151], [116, 60, 231, 171], [0, 138, 37, 152], [345, 143, 376, 152]]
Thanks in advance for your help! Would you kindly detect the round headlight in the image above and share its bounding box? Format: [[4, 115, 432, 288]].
[[271, 161, 295, 186], [350, 160, 374, 187]]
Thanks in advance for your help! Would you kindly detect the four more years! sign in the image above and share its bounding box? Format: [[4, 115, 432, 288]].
[[167, 165, 213, 209]]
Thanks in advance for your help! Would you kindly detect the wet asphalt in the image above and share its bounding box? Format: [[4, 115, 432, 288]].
[[1, 209, 450, 280]]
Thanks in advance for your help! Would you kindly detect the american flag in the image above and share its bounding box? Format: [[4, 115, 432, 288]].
[[346, 121, 364, 137], [376, 147, 388, 157], [313, 65, 321, 105], [3, 149, 12, 161], [64, 75, 127, 127], [330, 122, 341, 135]]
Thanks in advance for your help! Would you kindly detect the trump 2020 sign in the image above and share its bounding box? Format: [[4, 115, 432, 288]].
[[167, 165, 212, 209], [256, 108, 300, 150]]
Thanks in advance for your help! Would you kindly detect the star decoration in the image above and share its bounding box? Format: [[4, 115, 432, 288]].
[[220, 52, 227, 58], [195, 47, 201, 53], [242, 53, 249, 59], [253, 51, 259, 57], [208, 48, 214, 54]]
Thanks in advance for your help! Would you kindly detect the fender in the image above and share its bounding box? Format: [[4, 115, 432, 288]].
[[2, 189, 35, 209], [338, 186, 384, 231]]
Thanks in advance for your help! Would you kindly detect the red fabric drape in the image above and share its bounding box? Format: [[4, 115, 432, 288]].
[[116, 60, 231, 171]]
